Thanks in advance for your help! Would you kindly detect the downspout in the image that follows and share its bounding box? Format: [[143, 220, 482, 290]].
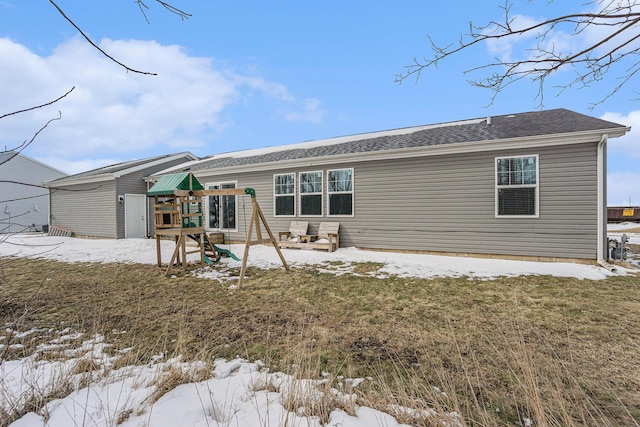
[[146, 181, 151, 238], [48, 189, 52, 233], [597, 133, 611, 268]]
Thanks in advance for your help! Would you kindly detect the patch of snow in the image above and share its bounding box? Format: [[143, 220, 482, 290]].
[[606, 221, 640, 231], [3, 333, 422, 427], [5, 231, 633, 426], [0, 234, 636, 281]]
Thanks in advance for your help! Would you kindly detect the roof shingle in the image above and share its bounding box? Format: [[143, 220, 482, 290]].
[[178, 109, 626, 173]]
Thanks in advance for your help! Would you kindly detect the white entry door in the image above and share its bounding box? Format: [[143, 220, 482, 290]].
[[124, 194, 147, 238]]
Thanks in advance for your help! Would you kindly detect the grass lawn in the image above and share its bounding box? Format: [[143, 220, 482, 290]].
[[1, 256, 639, 426]]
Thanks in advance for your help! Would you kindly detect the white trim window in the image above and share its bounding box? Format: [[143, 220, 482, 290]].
[[274, 173, 296, 217], [327, 168, 354, 216], [495, 155, 539, 217], [299, 171, 323, 216], [204, 181, 238, 231]]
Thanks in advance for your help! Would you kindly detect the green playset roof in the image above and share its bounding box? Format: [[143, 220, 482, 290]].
[[147, 172, 204, 196]]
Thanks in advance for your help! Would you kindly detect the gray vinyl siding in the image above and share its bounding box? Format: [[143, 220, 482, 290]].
[[116, 158, 190, 238], [50, 181, 117, 238], [0, 154, 66, 233], [46, 153, 196, 239], [194, 141, 598, 260]]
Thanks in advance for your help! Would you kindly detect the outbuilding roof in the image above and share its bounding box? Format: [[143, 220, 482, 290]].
[[44, 152, 197, 187], [158, 108, 628, 176]]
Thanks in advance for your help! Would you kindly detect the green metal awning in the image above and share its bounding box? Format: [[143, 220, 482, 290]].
[[147, 172, 204, 196]]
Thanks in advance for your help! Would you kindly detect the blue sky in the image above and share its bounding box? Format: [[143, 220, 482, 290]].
[[0, 1, 638, 205]]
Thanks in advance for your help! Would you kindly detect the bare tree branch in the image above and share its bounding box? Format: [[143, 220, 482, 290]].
[[49, 0, 159, 75], [0, 180, 57, 190], [0, 193, 49, 204], [0, 87, 74, 121], [0, 211, 32, 222], [396, 0, 640, 108], [0, 182, 104, 195], [49, 0, 191, 75], [0, 113, 63, 167], [136, 0, 191, 24]]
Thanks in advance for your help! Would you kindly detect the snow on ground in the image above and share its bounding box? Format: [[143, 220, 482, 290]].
[[3, 333, 427, 427], [606, 221, 640, 231], [1, 228, 638, 427], [1, 231, 637, 281], [607, 221, 640, 244], [607, 222, 640, 267]]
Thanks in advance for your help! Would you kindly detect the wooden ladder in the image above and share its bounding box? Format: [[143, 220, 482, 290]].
[[200, 234, 220, 263]]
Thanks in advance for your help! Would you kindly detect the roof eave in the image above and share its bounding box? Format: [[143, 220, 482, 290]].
[[43, 152, 198, 187], [182, 127, 629, 177], [112, 152, 198, 178], [43, 173, 115, 187]]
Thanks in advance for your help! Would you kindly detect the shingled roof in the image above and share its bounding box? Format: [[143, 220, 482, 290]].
[[168, 109, 627, 175], [45, 152, 197, 186]]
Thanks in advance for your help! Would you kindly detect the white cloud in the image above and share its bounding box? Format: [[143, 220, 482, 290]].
[[484, 12, 579, 75], [232, 75, 294, 102], [601, 110, 639, 206], [608, 171, 640, 206], [483, 3, 638, 80], [582, 1, 640, 50], [281, 98, 327, 123], [601, 110, 640, 158], [485, 14, 541, 60], [0, 36, 316, 173]]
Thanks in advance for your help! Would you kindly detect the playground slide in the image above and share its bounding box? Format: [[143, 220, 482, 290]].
[[185, 234, 241, 263], [203, 254, 217, 265], [213, 244, 241, 261]]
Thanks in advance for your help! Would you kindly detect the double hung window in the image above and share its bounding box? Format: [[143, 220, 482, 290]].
[[274, 173, 295, 216], [327, 168, 354, 216], [496, 155, 538, 217], [299, 171, 323, 216]]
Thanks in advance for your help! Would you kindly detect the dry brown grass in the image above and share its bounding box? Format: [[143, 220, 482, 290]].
[[1, 255, 639, 425], [610, 227, 640, 233], [277, 354, 357, 424], [144, 365, 207, 406], [0, 360, 75, 426]]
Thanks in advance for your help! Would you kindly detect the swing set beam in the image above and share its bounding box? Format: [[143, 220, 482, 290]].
[[159, 187, 288, 288], [172, 187, 256, 198]]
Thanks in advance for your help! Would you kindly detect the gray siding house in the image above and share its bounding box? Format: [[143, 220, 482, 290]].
[[0, 151, 67, 233], [44, 152, 197, 239], [153, 109, 628, 262]]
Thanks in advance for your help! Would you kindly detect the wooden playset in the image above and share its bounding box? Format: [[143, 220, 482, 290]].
[[147, 172, 288, 287]]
